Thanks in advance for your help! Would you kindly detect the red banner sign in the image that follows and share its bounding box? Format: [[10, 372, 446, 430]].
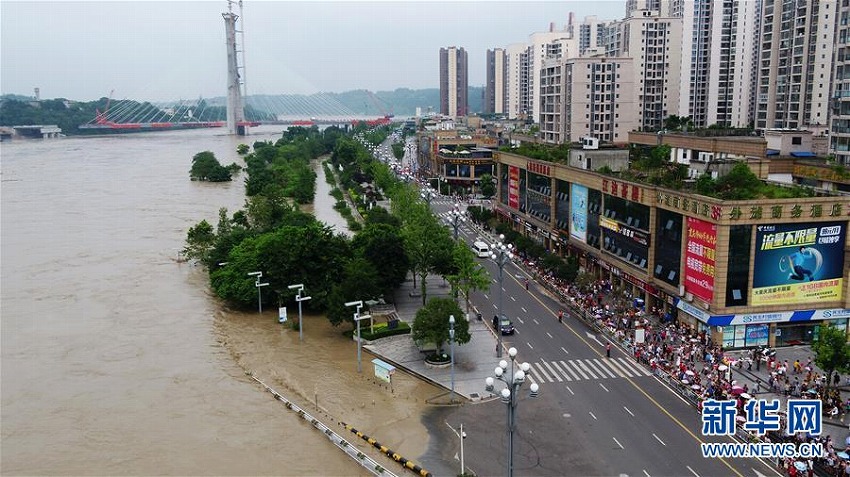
[[508, 166, 520, 210], [684, 217, 717, 302]]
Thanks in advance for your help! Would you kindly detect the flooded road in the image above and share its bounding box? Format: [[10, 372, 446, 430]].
[[1, 127, 434, 475]]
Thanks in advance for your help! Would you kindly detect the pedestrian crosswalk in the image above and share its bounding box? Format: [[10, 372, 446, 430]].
[[526, 357, 653, 385]]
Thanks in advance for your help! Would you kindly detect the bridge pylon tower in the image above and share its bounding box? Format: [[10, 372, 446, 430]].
[[222, 1, 247, 136]]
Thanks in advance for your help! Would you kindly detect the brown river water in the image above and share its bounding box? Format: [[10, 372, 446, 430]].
[[1, 127, 438, 476]]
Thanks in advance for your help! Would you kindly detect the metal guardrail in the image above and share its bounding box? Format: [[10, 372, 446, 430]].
[[250, 375, 398, 477]]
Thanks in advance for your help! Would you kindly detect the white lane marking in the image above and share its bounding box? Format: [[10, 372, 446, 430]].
[[593, 358, 618, 378], [493, 278, 498, 283], [542, 361, 562, 382], [589, 411, 597, 420], [533, 362, 554, 382], [686, 466, 699, 477], [617, 357, 652, 376], [600, 357, 627, 378], [526, 342, 533, 350], [550, 360, 572, 381], [516, 317, 525, 324], [510, 296, 516, 302], [566, 385, 575, 395], [643, 470, 651, 477], [599, 383, 610, 392], [521, 307, 527, 313], [483, 294, 489, 299], [568, 360, 590, 380], [561, 346, 569, 355], [494, 304, 499, 310], [546, 332, 553, 339], [584, 359, 610, 379], [579, 361, 598, 379], [606, 358, 633, 378], [527, 374, 538, 385], [613, 437, 624, 449], [624, 406, 634, 417], [532, 318, 540, 325], [585, 331, 603, 345], [559, 361, 580, 381], [652, 433, 666, 446]]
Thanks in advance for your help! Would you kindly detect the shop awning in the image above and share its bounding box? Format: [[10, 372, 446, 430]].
[[790, 151, 816, 157]]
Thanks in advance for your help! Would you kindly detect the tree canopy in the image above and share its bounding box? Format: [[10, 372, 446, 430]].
[[812, 324, 850, 391], [411, 297, 470, 355]]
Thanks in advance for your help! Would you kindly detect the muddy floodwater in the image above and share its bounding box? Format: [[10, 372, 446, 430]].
[[1, 127, 436, 476]]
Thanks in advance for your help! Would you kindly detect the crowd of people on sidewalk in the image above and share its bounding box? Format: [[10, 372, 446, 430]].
[[515, 254, 850, 476]]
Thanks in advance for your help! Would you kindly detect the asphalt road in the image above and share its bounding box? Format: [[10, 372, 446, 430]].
[[427, 200, 781, 477]]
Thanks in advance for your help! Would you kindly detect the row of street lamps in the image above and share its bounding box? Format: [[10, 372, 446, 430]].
[[236, 206, 530, 477]]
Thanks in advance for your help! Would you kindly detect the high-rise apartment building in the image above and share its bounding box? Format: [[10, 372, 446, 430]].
[[755, 0, 835, 131], [606, 8, 683, 131], [505, 43, 530, 120], [539, 55, 638, 144], [578, 16, 613, 56], [831, 2, 850, 165], [485, 48, 507, 115], [676, 0, 759, 128], [440, 47, 469, 117]]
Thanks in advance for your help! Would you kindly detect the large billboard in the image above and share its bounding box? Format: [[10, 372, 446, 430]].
[[570, 184, 588, 243], [508, 166, 520, 210], [684, 217, 717, 303], [752, 221, 846, 306]]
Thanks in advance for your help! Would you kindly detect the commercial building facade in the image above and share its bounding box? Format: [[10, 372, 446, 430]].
[[493, 133, 850, 348]]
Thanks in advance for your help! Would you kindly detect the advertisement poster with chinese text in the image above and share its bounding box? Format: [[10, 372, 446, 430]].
[[752, 222, 845, 306]]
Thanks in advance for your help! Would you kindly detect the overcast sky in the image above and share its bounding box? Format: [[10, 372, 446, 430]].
[[2, 1, 625, 102]]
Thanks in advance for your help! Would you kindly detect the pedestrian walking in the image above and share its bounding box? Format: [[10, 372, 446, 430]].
[[558, 309, 564, 323], [606, 342, 611, 358], [525, 278, 529, 291]]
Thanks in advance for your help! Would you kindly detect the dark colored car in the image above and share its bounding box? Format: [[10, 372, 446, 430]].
[[500, 316, 515, 335]]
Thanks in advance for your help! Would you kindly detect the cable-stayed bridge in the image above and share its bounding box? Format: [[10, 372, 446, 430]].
[[78, 92, 394, 133], [79, 2, 394, 134]]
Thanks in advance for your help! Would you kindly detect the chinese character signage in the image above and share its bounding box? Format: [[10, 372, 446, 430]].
[[684, 218, 717, 302], [752, 221, 846, 306], [570, 184, 588, 243], [508, 166, 520, 210]]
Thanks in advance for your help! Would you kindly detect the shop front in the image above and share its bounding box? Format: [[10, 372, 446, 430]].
[[679, 303, 850, 349]]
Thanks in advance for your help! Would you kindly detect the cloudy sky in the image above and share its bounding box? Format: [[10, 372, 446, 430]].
[[2, 1, 624, 102]]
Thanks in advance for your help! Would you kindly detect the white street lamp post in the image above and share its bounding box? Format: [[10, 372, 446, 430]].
[[445, 421, 467, 476], [248, 271, 268, 314], [484, 347, 539, 477], [288, 283, 311, 342], [490, 234, 513, 358], [449, 314, 456, 403], [420, 188, 435, 208], [448, 204, 466, 241], [345, 300, 371, 373]]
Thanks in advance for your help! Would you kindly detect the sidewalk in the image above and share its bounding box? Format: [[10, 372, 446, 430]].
[[726, 346, 850, 445], [363, 272, 503, 404]]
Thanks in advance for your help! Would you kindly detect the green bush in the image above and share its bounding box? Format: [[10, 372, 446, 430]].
[[344, 320, 411, 340]]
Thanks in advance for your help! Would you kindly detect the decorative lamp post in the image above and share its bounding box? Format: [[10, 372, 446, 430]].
[[484, 347, 539, 477], [248, 271, 269, 314], [345, 300, 371, 373], [448, 204, 466, 241], [490, 234, 513, 358], [288, 283, 311, 342], [449, 314, 456, 402], [421, 188, 435, 208]]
